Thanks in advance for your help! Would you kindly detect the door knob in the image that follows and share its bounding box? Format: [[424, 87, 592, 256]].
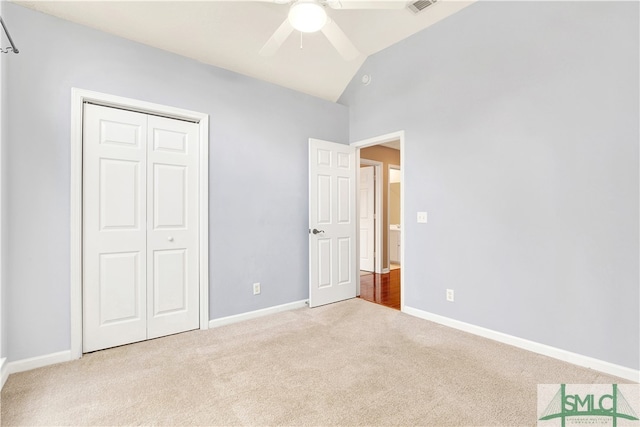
[[312, 229, 325, 235], [168, 236, 174, 242]]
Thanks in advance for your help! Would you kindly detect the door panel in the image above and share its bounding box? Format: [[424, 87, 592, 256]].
[[337, 237, 352, 285], [153, 128, 188, 153], [309, 139, 357, 308], [337, 152, 351, 169], [152, 249, 187, 315], [153, 164, 187, 229], [99, 159, 140, 230], [100, 120, 142, 147], [317, 238, 332, 288], [99, 252, 141, 324], [317, 175, 332, 224], [337, 176, 351, 223], [83, 104, 147, 352]]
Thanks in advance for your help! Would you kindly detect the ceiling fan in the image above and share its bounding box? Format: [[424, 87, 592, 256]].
[[259, 0, 407, 60]]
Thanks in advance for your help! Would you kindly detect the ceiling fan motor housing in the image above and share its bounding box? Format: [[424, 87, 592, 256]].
[[288, 1, 328, 33]]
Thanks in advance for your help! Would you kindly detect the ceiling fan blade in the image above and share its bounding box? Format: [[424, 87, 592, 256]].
[[320, 19, 361, 61], [326, 0, 407, 10], [259, 19, 294, 56]]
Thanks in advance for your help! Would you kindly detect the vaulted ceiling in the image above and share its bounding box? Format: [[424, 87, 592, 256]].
[[15, 0, 474, 102]]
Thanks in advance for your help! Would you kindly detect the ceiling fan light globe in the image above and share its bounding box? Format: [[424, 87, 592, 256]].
[[288, 2, 327, 33]]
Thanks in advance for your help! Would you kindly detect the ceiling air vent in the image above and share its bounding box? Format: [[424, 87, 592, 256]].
[[408, 0, 438, 14]]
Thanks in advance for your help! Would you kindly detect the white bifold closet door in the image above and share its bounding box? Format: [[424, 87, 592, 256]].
[[83, 104, 199, 353]]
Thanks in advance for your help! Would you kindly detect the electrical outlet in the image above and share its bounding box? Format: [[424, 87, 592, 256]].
[[417, 211, 428, 223], [446, 289, 454, 302], [253, 282, 261, 295]]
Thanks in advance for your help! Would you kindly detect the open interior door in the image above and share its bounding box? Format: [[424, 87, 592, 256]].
[[359, 166, 375, 272], [308, 138, 357, 308]]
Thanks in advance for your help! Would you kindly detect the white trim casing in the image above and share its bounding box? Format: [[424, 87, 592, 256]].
[[209, 300, 308, 329], [359, 159, 383, 274], [388, 163, 401, 268], [1, 357, 8, 390], [404, 306, 640, 383], [70, 88, 210, 360], [198, 115, 210, 330], [355, 149, 361, 296], [0, 8, 4, 381]]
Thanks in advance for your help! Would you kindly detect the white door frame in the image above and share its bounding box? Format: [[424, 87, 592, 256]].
[[0, 38, 4, 375], [70, 88, 209, 359], [351, 131, 405, 311], [359, 159, 383, 274], [388, 164, 401, 266]]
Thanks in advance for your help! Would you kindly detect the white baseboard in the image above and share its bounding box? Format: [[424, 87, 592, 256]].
[[1, 357, 8, 390], [403, 306, 640, 383], [6, 350, 72, 376], [209, 300, 308, 329]]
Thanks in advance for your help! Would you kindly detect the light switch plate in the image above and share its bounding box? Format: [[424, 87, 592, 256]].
[[417, 212, 428, 223]]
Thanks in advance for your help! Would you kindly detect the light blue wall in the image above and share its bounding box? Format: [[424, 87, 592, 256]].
[[340, 1, 639, 369], [3, 3, 348, 361]]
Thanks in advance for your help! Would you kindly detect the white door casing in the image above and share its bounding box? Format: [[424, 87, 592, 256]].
[[359, 166, 375, 272], [359, 159, 383, 274], [308, 138, 357, 308], [388, 164, 401, 267], [83, 104, 200, 352]]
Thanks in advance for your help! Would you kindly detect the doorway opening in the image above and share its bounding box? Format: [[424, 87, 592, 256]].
[[352, 132, 404, 311]]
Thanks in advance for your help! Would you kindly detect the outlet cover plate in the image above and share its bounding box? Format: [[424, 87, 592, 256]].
[[446, 289, 454, 302]]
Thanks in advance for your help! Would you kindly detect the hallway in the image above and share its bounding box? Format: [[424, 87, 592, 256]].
[[358, 269, 400, 310]]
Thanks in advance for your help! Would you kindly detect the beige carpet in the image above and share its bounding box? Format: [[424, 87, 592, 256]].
[[1, 298, 632, 426]]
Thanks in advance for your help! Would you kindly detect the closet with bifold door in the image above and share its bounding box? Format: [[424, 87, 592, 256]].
[[82, 103, 200, 353]]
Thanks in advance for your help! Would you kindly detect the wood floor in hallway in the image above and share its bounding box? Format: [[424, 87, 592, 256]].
[[358, 269, 400, 310]]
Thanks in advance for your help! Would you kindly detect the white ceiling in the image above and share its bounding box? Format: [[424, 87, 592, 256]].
[[381, 139, 400, 150], [15, 0, 474, 102]]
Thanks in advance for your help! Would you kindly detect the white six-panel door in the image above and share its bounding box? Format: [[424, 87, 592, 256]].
[[359, 166, 375, 272], [83, 104, 199, 352], [308, 139, 357, 308]]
